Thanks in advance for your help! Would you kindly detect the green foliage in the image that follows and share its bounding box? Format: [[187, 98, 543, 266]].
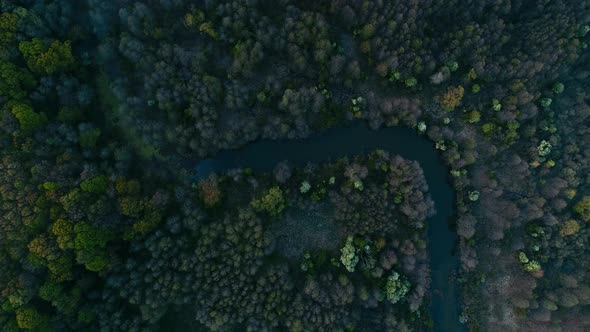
[[132, 210, 162, 236], [385, 271, 411, 304], [115, 178, 141, 196], [537, 140, 552, 157], [492, 98, 502, 111], [340, 236, 359, 272], [353, 180, 364, 191], [183, 10, 205, 28], [300, 181, 311, 193], [77, 308, 95, 324], [119, 196, 143, 217], [42, 182, 59, 191], [0, 61, 36, 100], [79, 128, 101, 148], [10, 103, 46, 132], [524, 260, 541, 273], [481, 123, 495, 136], [351, 96, 364, 118], [80, 176, 109, 194], [447, 61, 459, 72], [52, 219, 75, 250], [73, 222, 112, 272], [417, 121, 427, 132], [0, 12, 19, 47], [560, 219, 580, 236], [389, 70, 401, 82], [552, 82, 565, 94], [199, 22, 219, 39], [18, 38, 75, 75], [57, 107, 83, 124], [359, 24, 376, 39], [15, 307, 49, 330], [518, 252, 541, 272], [503, 121, 520, 146], [404, 77, 417, 88], [540, 97, 552, 108], [578, 24, 590, 37], [39, 281, 78, 315], [438, 86, 465, 111], [251, 186, 286, 216], [467, 111, 481, 123], [573, 196, 590, 221]]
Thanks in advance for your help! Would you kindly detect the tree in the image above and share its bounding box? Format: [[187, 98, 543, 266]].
[[251, 186, 285, 216], [385, 271, 411, 304], [18, 38, 75, 75], [73, 222, 112, 272], [10, 103, 46, 132], [560, 219, 580, 236], [79, 127, 101, 148], [438, 86, 465, 111], [340, 236, 359, 272], [0, 12, 19, 47], [0, 61, 35, 100], [80, 176, 108, 194], [198, 176, 222, 207], [15, 307, 48, 330], [573, 196, 590, 221]]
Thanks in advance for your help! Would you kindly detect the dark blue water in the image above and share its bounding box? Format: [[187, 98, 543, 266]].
[[194, 123, 466, 332]]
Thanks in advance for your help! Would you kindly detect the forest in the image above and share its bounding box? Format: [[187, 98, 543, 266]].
[[1, 0, 590, 331]]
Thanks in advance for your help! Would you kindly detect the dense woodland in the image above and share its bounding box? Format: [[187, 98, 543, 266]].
[[1, 0, 590, 331]]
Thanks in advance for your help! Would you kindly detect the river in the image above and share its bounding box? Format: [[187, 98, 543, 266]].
[[193, 122, 466, 332]]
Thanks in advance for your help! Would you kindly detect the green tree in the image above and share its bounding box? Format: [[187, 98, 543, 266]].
[[385, 271, 411, 304], [19, 38, 75, 74], [79, 128, 101, 148], [80, 176, 109, 194], [10, 103, 46, 132], [340, 236, 359, 272], [573, 196, 590, 221], [15, 307, 49, 330], [73, 222, 112, 272], [0, 12, 19, 47], [51, 219, 75, 250], [251, 186, 286, 216], [0, 61, 35, 100]]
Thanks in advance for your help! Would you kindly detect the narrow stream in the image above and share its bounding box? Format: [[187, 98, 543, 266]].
[[193, 122, 466, 332]]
